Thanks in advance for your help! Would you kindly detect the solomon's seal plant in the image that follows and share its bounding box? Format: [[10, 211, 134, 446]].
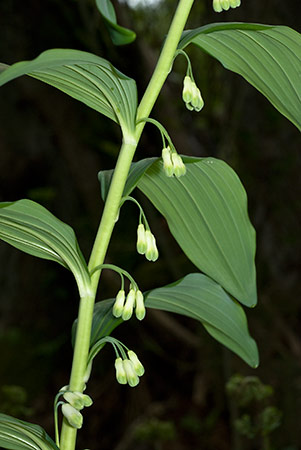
[[0, 0, 301, 449]]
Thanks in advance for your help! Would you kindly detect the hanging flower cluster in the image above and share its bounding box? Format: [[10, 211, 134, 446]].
[[115, 350, 145, 387], [136, 223, 159, 261], [113, 287, 146, 321], [182, 75, 204, 112], [162, 146, 186, 178], [61, 390, 93, 429], [212, 0, 241, 12]]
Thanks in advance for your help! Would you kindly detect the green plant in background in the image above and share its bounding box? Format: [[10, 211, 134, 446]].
[[0, 0, 300, 449], [226, 374, 282, 450]]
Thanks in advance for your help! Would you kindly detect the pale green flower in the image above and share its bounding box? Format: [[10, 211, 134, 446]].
[[171, 153, 186, 177], [123, 359, 140, 387], [213, 0, 241, 12], [128, 350, 145, 376], [145, 230, 159, 262], [63, 392, 93, 410], [113, 289, 125, 318], [115, 357, 127, 384], [122, 289, 136, 321], [162, 146, 174, 177], [62, 403, 83, 429], [182, 75, 193, 104], [190, 83, 204, 112], [136, 223, 147, 254], [135, 290, 146, 321]]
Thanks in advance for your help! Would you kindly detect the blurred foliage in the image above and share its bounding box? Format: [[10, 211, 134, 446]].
[[0, 0, 300, 449], [226, 374, 282, 448]]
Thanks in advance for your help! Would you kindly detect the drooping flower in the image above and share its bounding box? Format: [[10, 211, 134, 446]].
[[136, 223, 147, 254], [182, 75, 204, 112], [135, 290, 146, 321], [63, 392, 93, 410], [112, 289, 125, 318], [171, 153, 187, 177], [115, 357, 127, 384], [213, 0, 241, 12], [145, 230, 159, 262], [162, 146, 174, 177], [122, 289, 136, 321], [123, 359, 140, 387], [127, 350, 145, 376], [62, 403, 83, 429]]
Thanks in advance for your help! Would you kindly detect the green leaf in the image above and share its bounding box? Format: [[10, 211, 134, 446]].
[[87, 274, 258, 367], [179, 23, 301, 131], [0, 49, 137, 136], [136, 157, 256, 307], [146, 273, 258, 368], [98, 157, 157, 202], [96, 0, 136, 45], [0, 413, 59, 450], [0, 200, 90, 297]]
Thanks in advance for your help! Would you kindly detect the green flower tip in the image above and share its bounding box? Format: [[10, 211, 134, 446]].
[[122, 289, 136, 321], [135, 290, 146, 321], [213, 0, 241, 12], [182, 76, 204, 113], [63, 392, 92, 410], [136, 223, 159, 262], [127, 350, 145, 376], [113, 289, 125, 318], [61, 403, 83, 429], [162, 146, 186, 178], [115, 352, 145, 387]]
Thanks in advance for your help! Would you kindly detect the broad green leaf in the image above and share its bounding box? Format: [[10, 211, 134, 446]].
[[0, 49, 137, 136], [136, 157, 257, 307], [0, 200, 90, 297], [179, 23, 301, 131], [96, 0, 136, 45], [98, 157, 157, 201], [86, 274, 258, 367], [146, 273, 258, 368], [0, 413, 59, 450]]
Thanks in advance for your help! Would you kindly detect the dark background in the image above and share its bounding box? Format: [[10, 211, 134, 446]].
[[0, 1, 300, 449]]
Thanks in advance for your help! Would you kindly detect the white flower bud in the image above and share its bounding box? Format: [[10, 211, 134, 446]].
[[115, 357, 127, 384], [136, 223, 147, 255], [123, 359, 140, 387], [113, 289, 125, 318], [135, 290, 146, 321], [213, 0, 223, 12], [171, 153, 186, 178], [145, 230, 159, 262], [63, 392, 93, 410], [221, 0, 230, 10], [62, 403, 83, 429], [122, 289, 136, 321], [127, 350, 145, 377], [182, 76, 193, 103], [162, 146, 174, 177]]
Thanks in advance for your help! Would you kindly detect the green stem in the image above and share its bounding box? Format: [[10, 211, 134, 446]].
[[59, 1, 195, 449]]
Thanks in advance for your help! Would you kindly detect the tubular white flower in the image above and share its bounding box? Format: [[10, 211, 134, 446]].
[[171, 153, 186, 177], [61, 403, 83, 429], [63, 392, 93, 410], [213, 0, 241, 11], [182, 75, 193, 104], [191, 84, 204, 112], [145, 230, 159, 262], [135, 289, 146, 321], [115, 357, 127, 384], [136, 223, 147, 254], [127, 350, 145, 377], [162, 146, 174, 177], [123, 359, 140, 387], [113, 289, 125, 318], [122, 289, 136, 321]]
